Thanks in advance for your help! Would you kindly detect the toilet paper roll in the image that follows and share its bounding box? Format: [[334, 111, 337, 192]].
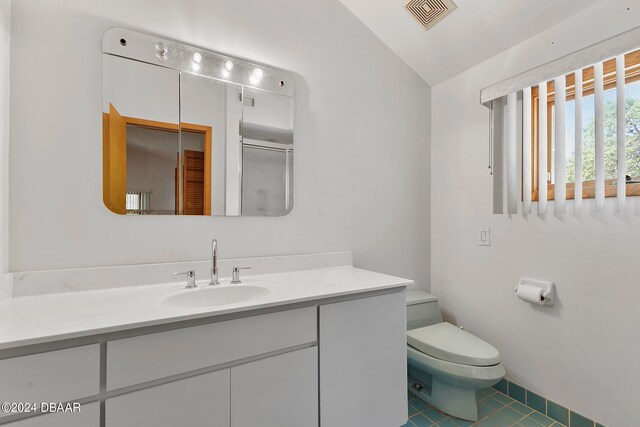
[[516, 284, 545, 305]]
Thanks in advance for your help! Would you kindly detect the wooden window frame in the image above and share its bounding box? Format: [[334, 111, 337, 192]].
[[530, 49, 640, 201]]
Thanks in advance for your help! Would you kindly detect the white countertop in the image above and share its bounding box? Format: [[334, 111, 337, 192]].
[[0, 266, 411, 350]]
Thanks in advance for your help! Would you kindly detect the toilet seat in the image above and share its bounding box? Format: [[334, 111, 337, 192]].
[[407, 345, 505, 388], [407, 322, 501, 367]]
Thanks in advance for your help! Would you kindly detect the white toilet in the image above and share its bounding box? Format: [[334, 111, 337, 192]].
[[406, 290, 505, 421]]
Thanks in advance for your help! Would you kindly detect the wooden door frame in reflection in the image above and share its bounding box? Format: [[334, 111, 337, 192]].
[[103, 110, 212, 215]]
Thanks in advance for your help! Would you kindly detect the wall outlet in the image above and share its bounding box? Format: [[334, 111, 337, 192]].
[[479, 227, 491, 246]]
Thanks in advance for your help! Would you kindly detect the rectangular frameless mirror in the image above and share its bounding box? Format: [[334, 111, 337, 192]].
[[102, 28, 294, 216]]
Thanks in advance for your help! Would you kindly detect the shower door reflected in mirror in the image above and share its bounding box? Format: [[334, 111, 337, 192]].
[[241, 88, 294, 216]]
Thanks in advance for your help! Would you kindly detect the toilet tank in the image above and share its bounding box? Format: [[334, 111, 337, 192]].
[[406, 290, 443, 330]]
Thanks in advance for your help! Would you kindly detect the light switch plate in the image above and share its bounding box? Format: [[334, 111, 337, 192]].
[[479, 226, 491, 246]]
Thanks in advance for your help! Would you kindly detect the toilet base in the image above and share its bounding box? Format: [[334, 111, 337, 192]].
[[408, 366, 478, 422]]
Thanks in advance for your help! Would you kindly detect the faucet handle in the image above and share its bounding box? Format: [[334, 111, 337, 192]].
[[174, 270, 197, 289], [231, 267, 251, 284]]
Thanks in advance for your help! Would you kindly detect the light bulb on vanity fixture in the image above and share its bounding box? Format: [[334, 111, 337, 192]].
[[250, 67, 264, 84], [222, 60, 234, 78]]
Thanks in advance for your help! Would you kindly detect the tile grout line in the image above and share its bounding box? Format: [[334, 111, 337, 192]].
[[408, 388, 574, 427], [499, 389, 557, 427], [497, 379, 602, 427]]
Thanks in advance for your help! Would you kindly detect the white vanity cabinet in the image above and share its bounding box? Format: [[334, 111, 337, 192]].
[[104, 307, 317, 427], [0, 288, 407, 427], [319, 292, 408, 427], [106, 347, 319, 427]]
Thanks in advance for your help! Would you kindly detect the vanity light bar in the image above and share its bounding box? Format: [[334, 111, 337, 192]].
[[102, 27, 294, 98]]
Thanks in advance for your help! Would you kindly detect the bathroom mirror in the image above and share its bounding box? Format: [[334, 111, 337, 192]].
[[102, 28, 294, 216]]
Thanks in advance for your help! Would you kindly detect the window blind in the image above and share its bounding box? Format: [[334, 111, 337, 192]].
[[522, 87, 532, 214], [554, 75, 567, 213], [594, 62, 605, 213], [506, 92, 518, 215], [616, 54, 626, 212], [480, 26, 640, 105], [574, 70, 583, 211], [538, 82, 548, 215], [486, 51, 632, 215]]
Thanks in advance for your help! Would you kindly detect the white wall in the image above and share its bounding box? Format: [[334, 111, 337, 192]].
[[0, 0, 9, 275], [9, 0, 431, 291], [431, 2, 640, 426]]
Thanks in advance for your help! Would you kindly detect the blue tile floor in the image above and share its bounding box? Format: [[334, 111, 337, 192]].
[[404, 387, 564, 427]]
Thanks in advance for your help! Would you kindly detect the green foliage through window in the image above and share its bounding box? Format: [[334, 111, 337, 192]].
[[566, 98, 640, 181]]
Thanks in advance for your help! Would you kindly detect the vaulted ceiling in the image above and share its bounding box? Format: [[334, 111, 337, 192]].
[[339, 0, 604, 86]]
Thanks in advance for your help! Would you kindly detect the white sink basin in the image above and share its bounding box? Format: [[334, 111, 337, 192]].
[[162, 283, 271, 308]]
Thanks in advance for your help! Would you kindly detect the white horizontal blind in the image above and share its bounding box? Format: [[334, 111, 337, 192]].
[[488, 52, 633, 216]]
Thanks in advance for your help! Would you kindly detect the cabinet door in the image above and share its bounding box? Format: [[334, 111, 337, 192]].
[[106, 370, 230, 427], [0, 345, 100, 420], [4, 402, 99, 427], [319, 291, 407, 427], [231, 347, 318, 427]]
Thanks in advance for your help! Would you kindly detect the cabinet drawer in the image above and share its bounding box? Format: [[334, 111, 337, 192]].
[[107, 306, 317, 390], [106, 370, 230, 427], [0, 345, 100, 419], [231, 346, 318, 427], [4, 402, 100, 427]]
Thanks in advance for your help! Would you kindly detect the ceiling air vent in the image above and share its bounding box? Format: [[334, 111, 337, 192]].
[[405, 0, 457, 30]]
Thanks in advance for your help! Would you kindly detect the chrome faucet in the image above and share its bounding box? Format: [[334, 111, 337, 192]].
[[209, 239, 220, 286], [231, 266, 251, 284], [174, 270, 197, 289]]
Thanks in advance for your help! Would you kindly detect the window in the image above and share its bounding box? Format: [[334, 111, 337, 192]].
[[530, 48, 640, 201], [126, 190, 151, 215]]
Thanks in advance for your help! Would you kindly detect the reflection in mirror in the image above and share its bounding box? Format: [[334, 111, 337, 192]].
[[241, 88, 294, 215], [180, 73, 243, 216], [103, 55, 181, 215], [102, 28, 295, 216], [126, 126, 180, 215]]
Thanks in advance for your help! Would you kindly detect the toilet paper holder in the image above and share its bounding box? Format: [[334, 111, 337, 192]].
[[514, 278, 555, 306]]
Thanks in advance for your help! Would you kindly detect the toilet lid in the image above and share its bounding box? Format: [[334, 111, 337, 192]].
[[407, 322, 501, 367]]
